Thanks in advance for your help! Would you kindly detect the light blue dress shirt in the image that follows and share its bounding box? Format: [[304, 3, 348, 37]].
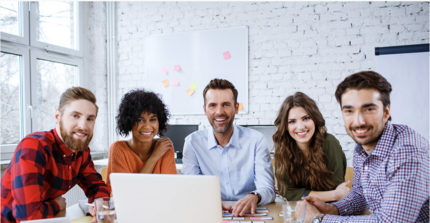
[[182, 125, 276, 205]]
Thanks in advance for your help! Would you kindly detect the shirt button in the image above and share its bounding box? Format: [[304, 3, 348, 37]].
[[69, 186, 71, 188], [226, 182, 229, 185], [365, 166, 368, 170], [345, 209, 347, 212], [63, 155, 66, 157], [364, 189, 367, 193], [224, 168, 227, 171], [69, 166, 71, 169]]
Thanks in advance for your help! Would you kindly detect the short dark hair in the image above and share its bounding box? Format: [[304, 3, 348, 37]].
[[203, 78, 238, 105], [335, 71, 392, 120], [59, 87, 98, 115], [116, 89, 170, 137]]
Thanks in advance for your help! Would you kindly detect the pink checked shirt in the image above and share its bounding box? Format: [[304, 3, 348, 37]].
[[323, 121, 429, 222]]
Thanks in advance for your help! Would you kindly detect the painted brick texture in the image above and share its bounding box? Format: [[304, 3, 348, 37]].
[[94, 1, 429, 165]]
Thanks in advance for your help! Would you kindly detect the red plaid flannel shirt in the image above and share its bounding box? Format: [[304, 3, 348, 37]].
[[1, 128, 110, 223]]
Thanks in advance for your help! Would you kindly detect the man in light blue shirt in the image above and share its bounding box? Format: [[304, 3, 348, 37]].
[[182, 79, 275, 217]]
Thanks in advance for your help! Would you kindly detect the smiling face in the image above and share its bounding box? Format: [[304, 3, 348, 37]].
[[131, 112, 159, 143], [55, 99, 97, 152], [341, 88, 390, 154], [204, 89, 239, 135], [287, 106, 316, 151]]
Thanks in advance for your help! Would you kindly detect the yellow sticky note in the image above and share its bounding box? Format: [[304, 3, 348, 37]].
[[239, 103, 243, 110], [162, 79, 170, 87], [190, 82, 197, 90], [186, 88, 195, 96]]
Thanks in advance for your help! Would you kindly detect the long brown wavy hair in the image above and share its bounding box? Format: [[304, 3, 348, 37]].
[[273, 92, 336, 195]]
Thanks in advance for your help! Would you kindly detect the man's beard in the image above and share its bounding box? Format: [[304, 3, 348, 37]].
[[59, 120, 93, 152], [209, 114, 235, 134]]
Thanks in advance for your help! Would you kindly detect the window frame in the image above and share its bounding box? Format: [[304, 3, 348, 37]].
[[0, 42, 31, 160], [30, 49, 84, 132], [29, 2, 83, 57], [0, 2, 29, 45], [1, 1, 86, 160]]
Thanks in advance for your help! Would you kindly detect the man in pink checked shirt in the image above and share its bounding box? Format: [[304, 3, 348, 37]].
[[303, 71, 429, 223]]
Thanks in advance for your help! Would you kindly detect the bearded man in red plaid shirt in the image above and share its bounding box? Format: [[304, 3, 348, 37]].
[[303, 71, 429, 223], [1, 87, 111, 223]]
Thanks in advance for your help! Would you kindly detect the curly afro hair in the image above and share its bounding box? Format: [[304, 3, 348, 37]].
[[116, 89, 170, 137]]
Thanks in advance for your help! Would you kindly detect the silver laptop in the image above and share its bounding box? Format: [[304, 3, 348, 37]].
[[110, 173, 222, 223]]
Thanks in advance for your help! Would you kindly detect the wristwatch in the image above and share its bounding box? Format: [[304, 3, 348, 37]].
[[312, 213, 325, 223], [249, 191, 261, 203]]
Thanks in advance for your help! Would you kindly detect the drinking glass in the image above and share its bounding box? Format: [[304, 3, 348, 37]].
[[282, 200, 307, 223], [95, 197, 116, 223]]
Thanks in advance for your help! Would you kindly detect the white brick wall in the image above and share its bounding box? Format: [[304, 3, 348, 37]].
[[89, 1, 429, 166], [84, 2, 109, 153]]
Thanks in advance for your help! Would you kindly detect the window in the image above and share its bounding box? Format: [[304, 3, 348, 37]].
[[30, 2, 83, 56], [1, 1, 84, 160], [0, 2, 29, 45]]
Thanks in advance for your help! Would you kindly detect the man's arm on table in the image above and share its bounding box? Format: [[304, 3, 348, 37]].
[[10, 138, 64, 221], [232, 136, 275, 217], [307, 149, 428, 222], [77, 152, 110, 202], [78, 152, 111, 222]]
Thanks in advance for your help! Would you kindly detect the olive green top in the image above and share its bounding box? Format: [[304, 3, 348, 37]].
[[276, 133, 347, 201]]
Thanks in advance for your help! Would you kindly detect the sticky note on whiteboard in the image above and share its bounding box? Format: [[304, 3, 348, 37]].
[[223, 51, 231, 60], [239, 103, 243, 110], [162, 79, 169, 87], [173, 65, 181, 71], [172, 78, 179, 85], [186, 88, 195, 96], [190, 82, 197, 90], [161, 67, 168, 74]]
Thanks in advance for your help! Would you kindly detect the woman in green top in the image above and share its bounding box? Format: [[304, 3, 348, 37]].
[[273, 92, 349, 201]]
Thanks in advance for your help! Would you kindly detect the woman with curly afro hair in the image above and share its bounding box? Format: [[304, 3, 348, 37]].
[[106, 89, 177, 187]]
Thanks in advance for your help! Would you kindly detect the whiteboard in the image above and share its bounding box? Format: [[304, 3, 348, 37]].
[[376, 51, 429, 140], [145, 26, 248, 115]]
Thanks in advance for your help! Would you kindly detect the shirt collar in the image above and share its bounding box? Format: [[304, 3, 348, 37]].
[[53, 127, 75, 157], [207, 125, 240, 149], [354, 121, 395, 158]]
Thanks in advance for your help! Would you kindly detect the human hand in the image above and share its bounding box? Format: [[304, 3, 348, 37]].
[[222, 204, 232, 212], [302, 196, 339, 215], [88, 205, 97, 222], [302, 200, 322, 223], [151, 137, 173, 160], [54, 196, 66, 211], [334, 181, 350, 201], [232, 194, 258, 217], [274, 184, 279, 194]]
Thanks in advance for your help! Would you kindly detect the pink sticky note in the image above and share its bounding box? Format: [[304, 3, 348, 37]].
[[223, 51, 231, 60], [172, 78, 179, 85], [161, 67, 168, 74], [173, 65, 181, 71]]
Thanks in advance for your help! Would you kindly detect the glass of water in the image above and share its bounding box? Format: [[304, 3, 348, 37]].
[[282, 200, 307, 223], [95, 197, 116, 223]]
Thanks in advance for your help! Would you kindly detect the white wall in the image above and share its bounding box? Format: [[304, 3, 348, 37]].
[[89, 1, 429, 165], [84, 2, 109, 153]]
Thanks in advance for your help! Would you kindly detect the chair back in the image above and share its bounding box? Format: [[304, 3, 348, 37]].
[[101, 167, 107, 183], [344, 167, 353, 190]]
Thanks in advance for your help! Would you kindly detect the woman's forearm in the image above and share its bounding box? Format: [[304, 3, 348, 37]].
[[139, 157, 158, 173], [308, 190, 338, 202]]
